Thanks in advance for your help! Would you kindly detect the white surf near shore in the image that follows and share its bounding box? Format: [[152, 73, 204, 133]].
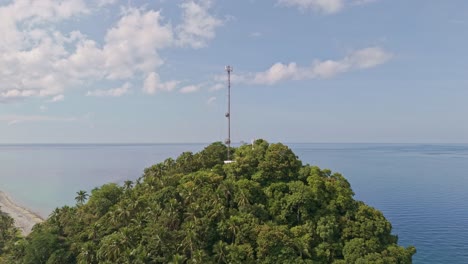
[[0, 191, 43, 235]]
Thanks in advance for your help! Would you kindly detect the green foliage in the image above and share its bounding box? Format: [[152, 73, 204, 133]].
[[85, 183, 123, 217], [75, 190, 88, 206], [22, 227, 63, 264], [0, 140, 416, 263], [0, 212, 18, 263]]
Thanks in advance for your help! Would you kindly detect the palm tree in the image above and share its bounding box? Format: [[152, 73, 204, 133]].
[[77, 242, 97, 264], [182, 221, 198, 256], [213, 241, 228, 263], [123, 180, 133, 190], [169, 254, 186, 264], [116, 205, 131, 225], [75, 190, 89, 205], [97, 235, 121, 262], [49, 208, 61, 224]]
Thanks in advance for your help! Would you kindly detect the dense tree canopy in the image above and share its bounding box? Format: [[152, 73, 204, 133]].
[[0, 212, 17, 261], [0, 140, 415, 263]]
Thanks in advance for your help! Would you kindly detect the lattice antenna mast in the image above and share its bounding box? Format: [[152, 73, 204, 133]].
[[225, 65, 233, 160]]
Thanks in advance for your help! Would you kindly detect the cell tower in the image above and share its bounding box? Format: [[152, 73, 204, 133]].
[[224, 65, 233, 163]]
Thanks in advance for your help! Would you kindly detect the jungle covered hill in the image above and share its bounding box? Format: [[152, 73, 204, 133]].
[[0, 140, 415, 263]]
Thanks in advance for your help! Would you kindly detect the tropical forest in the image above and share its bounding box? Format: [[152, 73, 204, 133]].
[[0, 140, 415, 263]]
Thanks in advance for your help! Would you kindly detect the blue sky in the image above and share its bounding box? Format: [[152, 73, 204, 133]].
[[0, 0, 467, 143]]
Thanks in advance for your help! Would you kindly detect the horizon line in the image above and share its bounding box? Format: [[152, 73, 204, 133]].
[[0, 142, 467, 145]]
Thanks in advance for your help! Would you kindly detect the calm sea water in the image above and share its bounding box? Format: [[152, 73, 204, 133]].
[[0, 143, 466, 263]]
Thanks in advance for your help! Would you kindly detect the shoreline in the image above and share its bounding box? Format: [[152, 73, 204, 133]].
[[0, 191, 44, 235]]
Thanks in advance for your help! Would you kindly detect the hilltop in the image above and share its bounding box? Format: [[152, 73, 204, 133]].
[[0, 140, 415, 263]]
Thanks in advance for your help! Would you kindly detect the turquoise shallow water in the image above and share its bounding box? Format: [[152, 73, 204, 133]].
[[0, 143, 466, 263]]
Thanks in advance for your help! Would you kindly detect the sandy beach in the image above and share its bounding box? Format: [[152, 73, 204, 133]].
[[0, 191, 43, 235]]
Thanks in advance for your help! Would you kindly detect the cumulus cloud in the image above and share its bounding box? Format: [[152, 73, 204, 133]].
[[227, 47, 392, 85], [143, 72, 179, 94], [278, 0, 344, 13], [254, 62, 300, 85], [1, 0, 89, 25], [183, 48, 390, 91], [59, 8, 175, 80], [209, 83, 224, 91], [0, 0, 88, 102], [180, 85, 201, 94], [102, 8, 174, 79], [0, 90, 37, 102], [207, 47, 390, 88], [86, 83, 131, 97], [0, 1, 223, 103], [177, 0, 223, 48], [277, 0, 377, 14]]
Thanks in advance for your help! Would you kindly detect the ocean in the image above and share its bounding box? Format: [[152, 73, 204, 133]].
[[0, 143, 466, 263]]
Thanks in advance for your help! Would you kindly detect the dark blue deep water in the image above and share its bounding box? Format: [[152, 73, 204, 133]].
[[0, 143, 467, 263]]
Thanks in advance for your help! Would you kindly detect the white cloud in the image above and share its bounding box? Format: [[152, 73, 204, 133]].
[[254, 62, 299, 85], [103, 8, 174, 79], [208, 47, 390, 87], [0, 89, 37, 101], [177, 0, 223, 48], [143, 72, 179, 94], [277, 0, 376, 14], [240, 47, 392, 85], [0, 1, 90, 102], [278, 0, 344, 13], [209, 83, 224, 91], [49, 94, 65, 102], [61, 39, 106, 79], [0, 30, 75, 101], [0, 1, 223, 103], [207, 96, 217, 104], [4, 0, 89, 24], [86, 82, 131, 97], [180, 85, 200, 94], [97, 0, 117, 7], [346, 47, 392, 69], [0, 115, 77, 126], [48, 94, 65, 103], [62, 7, 175, 80]]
